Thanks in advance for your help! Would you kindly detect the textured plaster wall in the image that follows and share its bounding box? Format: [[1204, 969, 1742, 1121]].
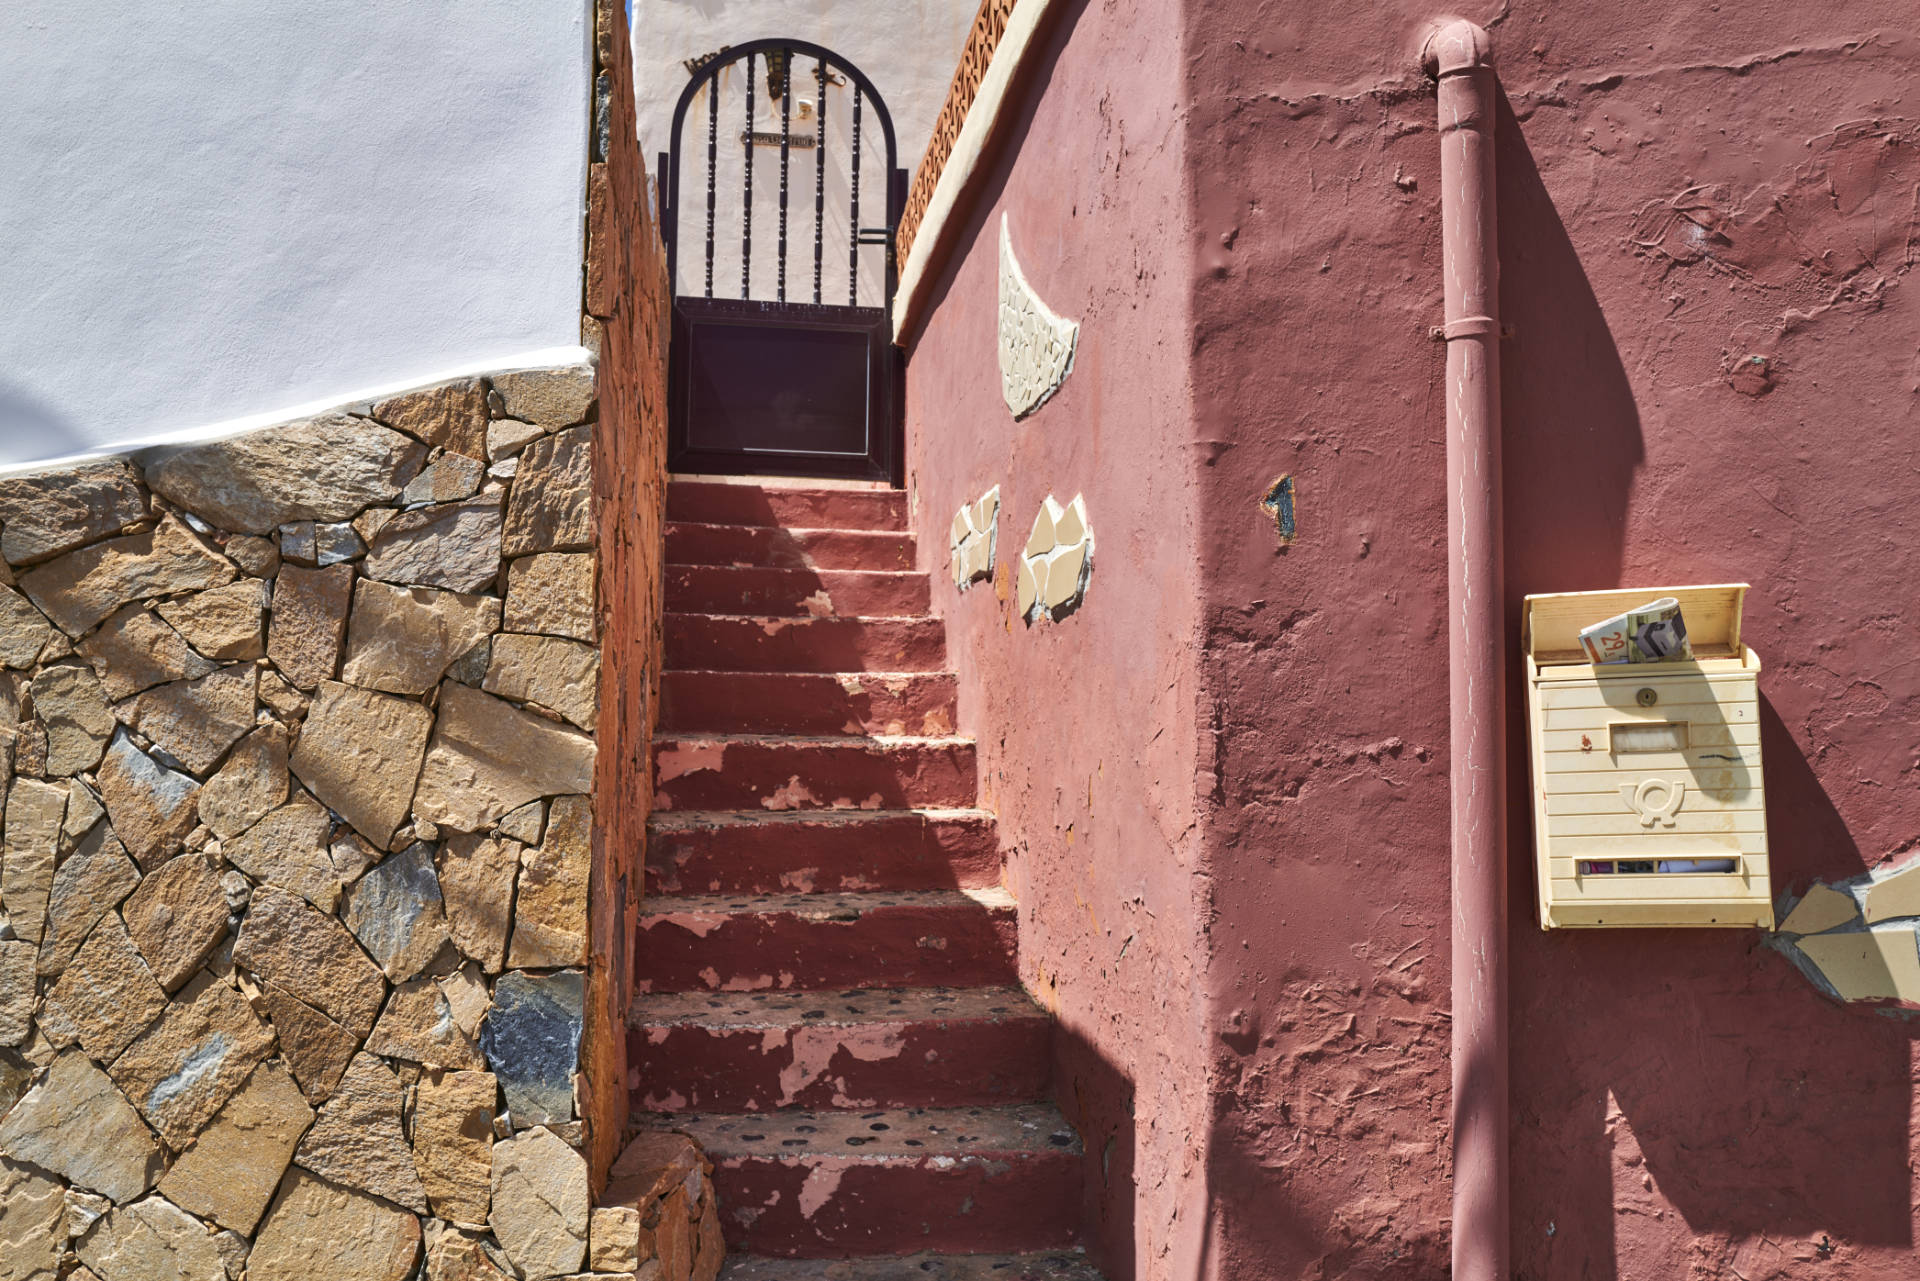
[[901, 1, 1212, 1277], [0, 0, 590, 470], [1184, 1, 1920, 1278]]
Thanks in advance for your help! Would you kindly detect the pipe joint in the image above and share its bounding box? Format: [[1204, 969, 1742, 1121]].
[[1421, 19, 1494, 78]]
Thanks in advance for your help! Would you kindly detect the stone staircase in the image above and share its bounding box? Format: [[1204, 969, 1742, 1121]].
[[631, 479, 1099, 1278]]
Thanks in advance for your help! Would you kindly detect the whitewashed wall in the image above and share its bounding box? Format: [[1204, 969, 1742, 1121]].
[[0, 1, 592, 471], [632, 0, 975, 305]]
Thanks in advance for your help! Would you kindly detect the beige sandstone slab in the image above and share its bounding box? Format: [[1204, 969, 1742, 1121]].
[[30, 664, 114, 776], [413, 1067, 498, 1226], [0, 460, 148, 567], [268, 564, 354, 690], [0, 940, 33, 1047], [0, 1051, 163, 1202], [374, 378, 490, 459], [497, 800, 546, 846], [42, 913, 168, 1062], [424, 1229, 517, 1281], [290, 679, 434, 848], [145, 413, 425, 535], [249, 1168, 422, 1281], [483, 634, 598, 731], [221, 794, 338, 912], [232, 887, 386, 1039], [109, 974, 277, 1149], [293, 1052, 430, 1213], [508, 794, 589, 969], [502, 424, 593, 557], [438, 833, 520, 972], [19, 516, 235, 638], [155, 580, 267, 662], [365, 974, 486, 1070], [2, 778, 65, 944], [98, 731, 201, 870], [341, 579, 502, 696], [0, 1153, 65, 1281], [402, 453, 486, 506], [74, 1194, 227, 1281], [363, 494, 505, 595], [0, 588, 57, 670], [36, 824, 139, 976], [122, 850, 231, 991], [490, 1125, 589, 1280], [196, 723, 290, 840], [413, 683, 594, 833], [491, 368, 595, 430], [114, 664, 257, 776], [486, 418, 547, 462], [222, 534, 280, 578], [62, 778, 105, 850], [503, 553, 595, 643], [259, 980, 360, 1105], [78, 604, 217, 700], [159, 1060, 315, 1235]]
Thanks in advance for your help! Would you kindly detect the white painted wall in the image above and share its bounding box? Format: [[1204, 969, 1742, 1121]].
[[0, 1, 592, 471], [632, 0, 976, 304]]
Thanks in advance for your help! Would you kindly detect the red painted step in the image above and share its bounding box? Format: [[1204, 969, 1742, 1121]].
[[666, 522, 915, 571], [628, 987, 1050, 1113], [666, 565, 929, 618], [646, 809, 998, 895], [668, 481, 908, 532], [664, 615, 947, 674], [681, 1104, 1082, 1257], [634, 890, 1019, 993], [719, 1255, 1105, 1280], [653, 736, 977, 812], [660, 671, 957, 738]]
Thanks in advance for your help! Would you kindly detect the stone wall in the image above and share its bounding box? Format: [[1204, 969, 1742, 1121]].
[[0, 363, 647, 1281]]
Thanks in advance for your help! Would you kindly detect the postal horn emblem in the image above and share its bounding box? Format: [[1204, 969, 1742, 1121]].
[[1621, 778, 1685, 828]]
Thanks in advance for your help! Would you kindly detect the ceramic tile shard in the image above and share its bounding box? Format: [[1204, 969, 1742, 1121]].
[[1017, 494, 1094, 624], [997, 213, 1080, 419], [1797, 929, 1920, 1003], [1779, 883, 1860, 935]]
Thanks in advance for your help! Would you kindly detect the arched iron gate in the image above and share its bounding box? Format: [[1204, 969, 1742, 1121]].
[[660, 40, 907, 482]]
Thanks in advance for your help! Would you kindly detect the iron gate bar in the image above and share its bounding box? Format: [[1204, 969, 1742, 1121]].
[[703, 72, 718, 297], [741, 52, 754, 299], [777, 50, 791, 303], [849, 85, 861, 305], [813, 57, 826, 303]]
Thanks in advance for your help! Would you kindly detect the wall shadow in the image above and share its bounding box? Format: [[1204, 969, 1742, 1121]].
[[0, 381, 87, 467], [1052, 1019, 1138, 1281], [1494, 92, 1911, 1279]]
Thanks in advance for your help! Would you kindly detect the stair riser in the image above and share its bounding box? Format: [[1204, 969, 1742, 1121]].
[[654, 740, 977, 812], [668, 483, 909, 531], [666, 566, 930, 618], [634, 904, 1018, 992], [647, 813, 999, 895], [709, 1153, 1082, 1257], [665, 615, 947, 674], [629, 1017, 1050, 1112], [667, 523, 915, 571], [660, 671, 957, 739]]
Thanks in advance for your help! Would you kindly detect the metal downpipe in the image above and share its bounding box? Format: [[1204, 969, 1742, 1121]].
[[1423, 18, 1508, 1281]]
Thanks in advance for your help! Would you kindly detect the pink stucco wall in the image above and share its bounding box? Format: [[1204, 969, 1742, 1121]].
[[907, 1, 1920, 1278], [900, 1, 1210, 1275]]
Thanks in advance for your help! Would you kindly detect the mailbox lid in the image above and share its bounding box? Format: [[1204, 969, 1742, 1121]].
[[1524, 583, 1749, 666]]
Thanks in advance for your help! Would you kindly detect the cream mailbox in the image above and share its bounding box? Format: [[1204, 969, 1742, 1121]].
[[1522, 584, 1773, 930]]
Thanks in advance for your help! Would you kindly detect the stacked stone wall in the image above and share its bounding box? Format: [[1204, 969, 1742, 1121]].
[[0, 363, 662, 1281]]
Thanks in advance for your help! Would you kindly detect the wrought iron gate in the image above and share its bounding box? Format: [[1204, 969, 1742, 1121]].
[[660, 40, 907, 482]]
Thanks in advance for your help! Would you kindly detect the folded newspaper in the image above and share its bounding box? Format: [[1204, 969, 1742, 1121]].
[[1577, 596, 1691, 664]]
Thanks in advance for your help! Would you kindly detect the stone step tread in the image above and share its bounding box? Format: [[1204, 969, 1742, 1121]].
[[674, 1102, 1082, 1160], [640, 888, 1016, 919], [718, 1253, 1105, 1280], [666, 481, 909, 532], [631, 986, 1046, 1030], [655, 733, 975, 747]]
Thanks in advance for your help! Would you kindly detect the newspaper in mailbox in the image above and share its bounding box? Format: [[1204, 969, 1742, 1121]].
[[1577, 596, 1691, 665]]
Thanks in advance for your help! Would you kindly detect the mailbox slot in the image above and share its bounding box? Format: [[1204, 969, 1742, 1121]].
[[1523, 584, 1773, 930]]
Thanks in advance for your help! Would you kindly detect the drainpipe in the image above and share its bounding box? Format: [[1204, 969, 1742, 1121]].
[[1424, 19, 1507, 1281]]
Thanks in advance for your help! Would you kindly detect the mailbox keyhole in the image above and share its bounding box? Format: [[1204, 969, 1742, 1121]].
[[1636, 687, 1658, 707]]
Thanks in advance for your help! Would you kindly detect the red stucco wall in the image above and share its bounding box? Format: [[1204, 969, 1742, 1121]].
[[908, 1, 1920, 1278], [901, 1, 1212, 1276]]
